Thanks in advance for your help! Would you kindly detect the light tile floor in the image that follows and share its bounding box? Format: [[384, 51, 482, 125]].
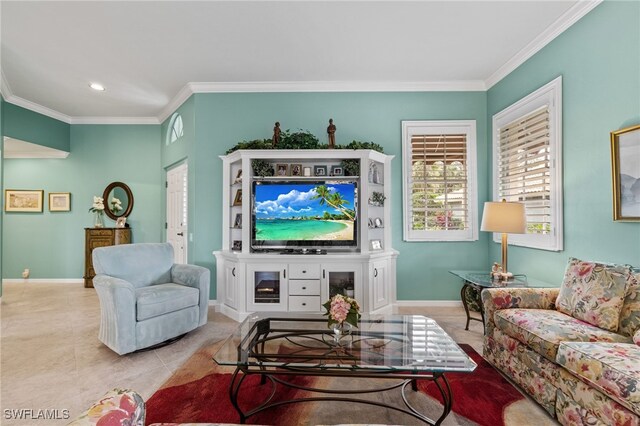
[[0, 282, 551, 425]]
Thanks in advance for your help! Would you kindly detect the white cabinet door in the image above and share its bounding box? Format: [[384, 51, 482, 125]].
[[247, 263, 289, 312], [371, 259, 390, 311], [223, 260, 239, 309], [320, 263, 362, 304]]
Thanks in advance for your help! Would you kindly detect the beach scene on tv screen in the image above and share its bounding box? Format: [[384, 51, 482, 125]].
[[254, 183, 356, 241]]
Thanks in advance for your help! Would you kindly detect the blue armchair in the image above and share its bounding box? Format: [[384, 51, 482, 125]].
[[92, 243, 210, 355]]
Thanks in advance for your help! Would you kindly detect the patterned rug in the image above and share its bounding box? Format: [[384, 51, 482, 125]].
[[146, 341, 552, 425]]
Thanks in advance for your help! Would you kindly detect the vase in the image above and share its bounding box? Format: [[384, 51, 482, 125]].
[[94, 211, 104, 228], [330, 322, 353, 346]]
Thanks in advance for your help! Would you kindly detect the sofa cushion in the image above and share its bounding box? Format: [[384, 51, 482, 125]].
[[557, 342, 640, 416], [136, 284, 199, 321], [494, 308, 631, 362], [619, 272, 640, 338], [556, 258, 633, 331]]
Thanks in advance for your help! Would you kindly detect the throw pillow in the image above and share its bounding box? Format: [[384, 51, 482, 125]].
[[618, 271, 640, 338], [556, 258, 633, 331], [635, 329, 640, 346]]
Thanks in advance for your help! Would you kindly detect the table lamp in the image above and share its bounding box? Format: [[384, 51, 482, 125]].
[[481, 199, 526, 279]]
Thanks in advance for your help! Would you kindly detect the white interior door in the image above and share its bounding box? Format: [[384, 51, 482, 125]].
[[167, 163, 188, 264]]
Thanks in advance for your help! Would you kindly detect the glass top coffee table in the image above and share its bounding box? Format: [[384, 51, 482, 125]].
[[214, 313, 476, 425]]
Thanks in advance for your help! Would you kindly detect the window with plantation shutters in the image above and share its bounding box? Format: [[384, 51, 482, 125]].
[[492, 76, 563, 251], [402, 120, 478, 241]]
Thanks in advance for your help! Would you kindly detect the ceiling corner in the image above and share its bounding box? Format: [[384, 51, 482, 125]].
[[484, 0, 603, 89]]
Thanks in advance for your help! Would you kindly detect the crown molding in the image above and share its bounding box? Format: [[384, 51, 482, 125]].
[[157, 83, 195, 124], [1, 71, 13, 99], [484, 0, 602, 89], [4, 93, 73, 123]]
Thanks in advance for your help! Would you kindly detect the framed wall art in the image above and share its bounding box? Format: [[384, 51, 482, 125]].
[[611, 124, 640, 221], [233, 189, 243, 206], [314, 165, 327, 177], [49, 192, 71, 212], [5, 190, 44, 213]]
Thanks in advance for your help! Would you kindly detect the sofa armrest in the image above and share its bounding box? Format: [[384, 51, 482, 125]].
[[171, 263, 210, 326], [67, 388, 144, 426], [93, 275, 137, 355], [481, 287, 560, 336]]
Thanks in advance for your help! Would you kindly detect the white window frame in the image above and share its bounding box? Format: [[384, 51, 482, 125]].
[[492, 76, 563, 251], [402, 120, 478, 242], [167, 113, 184, 145]]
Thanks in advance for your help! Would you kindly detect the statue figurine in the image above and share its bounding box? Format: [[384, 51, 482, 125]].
[[272, 122, 281, 147], [491, 262, 502, 280], [327, 118, 336, 149]]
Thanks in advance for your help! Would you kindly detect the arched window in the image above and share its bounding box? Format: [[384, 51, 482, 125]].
[[167, 113, 184, 145]]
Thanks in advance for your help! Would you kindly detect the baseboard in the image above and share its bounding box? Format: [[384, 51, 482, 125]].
[[2, 278, 84, 284], [394, 300, 463, 308]]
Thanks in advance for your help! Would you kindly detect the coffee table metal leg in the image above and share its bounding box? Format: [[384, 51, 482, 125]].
[[229, 368, 247, 424], [460, 284, 471, 330]]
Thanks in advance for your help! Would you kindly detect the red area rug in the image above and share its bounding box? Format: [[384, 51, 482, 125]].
[[146, 343, 547, 425]]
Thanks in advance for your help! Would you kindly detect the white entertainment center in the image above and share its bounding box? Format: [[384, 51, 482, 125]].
[[214, 149, 397, 321]]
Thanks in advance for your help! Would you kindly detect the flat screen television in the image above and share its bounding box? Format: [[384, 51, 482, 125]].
[[251, 180, 358, 250]]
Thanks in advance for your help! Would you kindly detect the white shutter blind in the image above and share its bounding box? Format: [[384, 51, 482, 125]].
[[497, 106, 551, 234], [410, 133, 469, 231]]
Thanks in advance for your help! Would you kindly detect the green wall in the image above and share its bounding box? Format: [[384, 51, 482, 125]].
[[192, 91, 488, 300], [3, 102, 70, 152], [487, 1, 640, 284], [2, 124, 162, 279]]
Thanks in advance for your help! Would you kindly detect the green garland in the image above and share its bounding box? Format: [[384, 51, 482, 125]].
[[226, 130, 384, 154]]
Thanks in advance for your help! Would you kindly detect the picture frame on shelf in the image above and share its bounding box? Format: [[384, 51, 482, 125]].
[[232, 240, 242, 251], [5, 189, 44, 213], [370, 239, 382, 250], [368, 218, 374, 228], [330, 165, 344, 176], [290, 164, 303, 176], [303, 167, 312, 177], [276, 164, 289, 176], [234, 169, 243, 183], [314, 165, 327, 176], [374, 217, 383, 228], [611, 124, 640, 221], [233, 189, 242, 206], [234, 213, 242, 228], [49, 192, 71, 212]]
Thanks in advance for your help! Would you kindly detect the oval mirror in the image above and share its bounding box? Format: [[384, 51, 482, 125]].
[[103, 181, 134, 220]]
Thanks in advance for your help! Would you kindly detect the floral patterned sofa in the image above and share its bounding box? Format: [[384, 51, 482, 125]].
[[482, 258, 640, 425]]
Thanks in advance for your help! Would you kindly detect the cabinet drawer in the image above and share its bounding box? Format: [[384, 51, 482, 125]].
[[288, 296, 321, 312], [289, 280, 320, 295], [288, 264, 321, 279]]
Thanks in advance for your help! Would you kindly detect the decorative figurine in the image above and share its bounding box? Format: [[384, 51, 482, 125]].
[[491, 263, 503, 280], [327, 118, 336, 149], [272, 122, 281, 147]]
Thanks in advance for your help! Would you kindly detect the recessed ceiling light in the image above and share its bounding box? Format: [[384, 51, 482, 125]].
[[89, 83, 105, 91]]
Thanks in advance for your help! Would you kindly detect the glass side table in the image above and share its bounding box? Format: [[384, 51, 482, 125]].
[[449, 270, 553, 331]]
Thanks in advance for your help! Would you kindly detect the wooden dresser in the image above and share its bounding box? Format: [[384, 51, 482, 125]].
[[84, 228, 132, 288]]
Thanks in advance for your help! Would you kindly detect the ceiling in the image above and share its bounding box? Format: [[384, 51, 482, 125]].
[[0, 1, 599, 124]]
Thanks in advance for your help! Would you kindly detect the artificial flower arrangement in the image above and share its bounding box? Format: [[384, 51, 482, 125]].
[[89, 196, 105, 214], [89, 196, 106, 227], [110, 197, 122, 214], [323, 294, 361, 329]]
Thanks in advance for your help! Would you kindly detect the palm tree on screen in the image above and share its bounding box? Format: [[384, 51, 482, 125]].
[[311, 186, 354, 220]]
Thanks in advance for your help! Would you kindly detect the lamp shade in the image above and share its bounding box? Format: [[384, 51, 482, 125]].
[[481, 201, 526, 234]]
